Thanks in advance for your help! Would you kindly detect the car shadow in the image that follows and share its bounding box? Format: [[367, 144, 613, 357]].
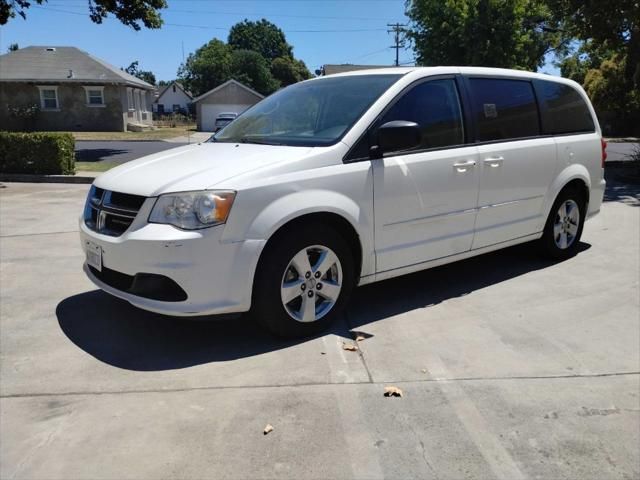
[[56, 291, 353, 371], [347, 241, 590, 329], [57, 241, 589, 372]]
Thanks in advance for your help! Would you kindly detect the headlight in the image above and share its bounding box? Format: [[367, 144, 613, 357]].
[[148, 190, 236, 230]]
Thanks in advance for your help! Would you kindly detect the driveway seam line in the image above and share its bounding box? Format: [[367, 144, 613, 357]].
[[344, 310, 374, 383], [3, 371, 637, 399]]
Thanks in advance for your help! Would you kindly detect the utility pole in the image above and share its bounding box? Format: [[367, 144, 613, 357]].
[[387, 23, 407, 67]]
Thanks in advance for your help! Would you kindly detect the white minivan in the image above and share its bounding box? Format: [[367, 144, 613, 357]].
[[81, 67, 606, 337]]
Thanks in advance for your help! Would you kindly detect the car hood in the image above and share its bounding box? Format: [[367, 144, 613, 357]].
[[94, 142, 313, 197]]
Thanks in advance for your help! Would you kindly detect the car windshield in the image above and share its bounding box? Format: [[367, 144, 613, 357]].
[[213, 74, 402, 147]]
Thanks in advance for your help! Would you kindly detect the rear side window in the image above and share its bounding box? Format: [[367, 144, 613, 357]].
[[535, 80, 595, 134], [377, 78, 465, 151], [468, 78, 540, 142]]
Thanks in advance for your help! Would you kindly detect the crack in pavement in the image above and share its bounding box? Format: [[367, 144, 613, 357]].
[[3, 371, 638, 400]]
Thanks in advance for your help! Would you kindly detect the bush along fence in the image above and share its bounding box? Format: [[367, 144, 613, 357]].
[[0, 132, 75, 175]]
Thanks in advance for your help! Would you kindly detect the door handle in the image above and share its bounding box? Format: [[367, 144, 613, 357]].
[[453, 160, 476, 172], [483, 156, 504, 168]]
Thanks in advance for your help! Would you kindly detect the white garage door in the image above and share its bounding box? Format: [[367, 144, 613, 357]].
[[201, 104, 252, 131]]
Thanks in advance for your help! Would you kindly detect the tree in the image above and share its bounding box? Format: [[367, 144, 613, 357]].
[[123, 61, 156, 85], [546, 0, 638, 90], [231, 50, 280, 95], [228, 19, 293, 62], [178, 39, 233, 97], [546, 0, 639, 134], [405, 0, 563, 71], [0, 0, 167, 30], [7, 43, 18, 52], [271, 57, 312, 87]]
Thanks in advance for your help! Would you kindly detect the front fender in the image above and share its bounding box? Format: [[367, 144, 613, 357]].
[[246, 190, 374, 277]]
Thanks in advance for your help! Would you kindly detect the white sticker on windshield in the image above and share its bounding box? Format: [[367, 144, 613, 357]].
[[483, 103, 498, 118]]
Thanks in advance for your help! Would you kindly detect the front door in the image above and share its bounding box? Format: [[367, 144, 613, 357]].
[[372, 77, 481, 273]]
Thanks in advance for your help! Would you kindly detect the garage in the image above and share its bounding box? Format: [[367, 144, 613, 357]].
[[193, 79, 264, 132], [200, 104, 252, 132]]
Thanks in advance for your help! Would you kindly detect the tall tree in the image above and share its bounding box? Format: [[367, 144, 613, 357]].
[[546, 0, 638, 89], [123, 61, 156, 85], [231, 50, 280, 95], [228, 19, 293, 62], [0, 0, 167, 30], [178, 39, 233, 97], [406, 0, 563, 71], [271, 57, 312, 87]]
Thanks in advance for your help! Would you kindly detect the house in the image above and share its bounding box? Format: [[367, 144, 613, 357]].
[[0, 46, 154, 132], [317, 64, 392, 76], [153, 81, 192, 115], [192, 79, 264, 131]]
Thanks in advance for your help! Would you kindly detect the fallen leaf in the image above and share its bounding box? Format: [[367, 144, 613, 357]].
[[421, 369, 427, 374], [384, 386, 403, 397], [320, 352, 326, 355], [263, 424, 274, 435], [342, 342, 358, 351], [355, 335, 366, 342]]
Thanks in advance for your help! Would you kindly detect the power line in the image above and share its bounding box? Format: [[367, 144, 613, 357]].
[[387, 22, 407, 66], [31, 5, 387, 32], [45, 2, 402, 22]]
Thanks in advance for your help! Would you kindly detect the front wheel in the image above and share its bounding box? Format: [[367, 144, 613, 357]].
[[539, 188, 586, 259], [251, 225, 354, 338]]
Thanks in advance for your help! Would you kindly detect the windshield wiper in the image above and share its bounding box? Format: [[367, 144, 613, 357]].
[[237, 136, 282, 146]]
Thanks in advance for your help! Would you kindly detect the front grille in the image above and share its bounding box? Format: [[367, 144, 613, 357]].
[[84, 186, 146, 237]]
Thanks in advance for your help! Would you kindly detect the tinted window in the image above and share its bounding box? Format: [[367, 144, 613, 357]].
[[536, 80, 595, 134], [377, 79, 465, 151], [469, 78, 540, 141], [214, 74, 402, 147]]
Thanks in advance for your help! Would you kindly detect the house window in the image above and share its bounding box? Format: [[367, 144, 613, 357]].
[[84, 86, 105, 106], [172, 104, 181, 112], [127, 88, 134, 110], [37, 86, 59, 110]]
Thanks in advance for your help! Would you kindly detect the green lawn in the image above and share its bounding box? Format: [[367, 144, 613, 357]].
[[75, 161, 119, 172]]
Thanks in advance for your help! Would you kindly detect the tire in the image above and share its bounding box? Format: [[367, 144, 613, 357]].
[[539, 187, 586, 260], [251, 223, 355, 338]]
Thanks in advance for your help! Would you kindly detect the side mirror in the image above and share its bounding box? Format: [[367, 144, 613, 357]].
[[371, 120, 421, 158]]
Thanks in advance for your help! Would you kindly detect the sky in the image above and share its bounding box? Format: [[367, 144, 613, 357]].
[[0, 0, 559, 82]]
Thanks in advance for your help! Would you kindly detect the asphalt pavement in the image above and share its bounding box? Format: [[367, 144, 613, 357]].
[[75, 140, 186, 164], [0, 171, 638, 479]]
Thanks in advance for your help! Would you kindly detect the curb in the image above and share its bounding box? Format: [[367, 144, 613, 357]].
[[0, 173, 95, 184]]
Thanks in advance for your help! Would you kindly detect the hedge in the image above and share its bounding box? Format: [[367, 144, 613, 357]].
[[0, 132, 75, 175]]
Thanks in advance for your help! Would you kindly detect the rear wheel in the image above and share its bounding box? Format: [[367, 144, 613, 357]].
[[252, 224, 354, 338], [540, 188, 586, 259]]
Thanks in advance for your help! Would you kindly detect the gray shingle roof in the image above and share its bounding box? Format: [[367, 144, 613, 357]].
[[0, 46, 153, 89]]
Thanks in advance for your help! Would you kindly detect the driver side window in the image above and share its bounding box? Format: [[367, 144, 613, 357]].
[[380, 79, 465, 152]]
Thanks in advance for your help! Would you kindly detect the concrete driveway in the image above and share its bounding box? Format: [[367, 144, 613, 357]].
[[1, 172, 638, 479]]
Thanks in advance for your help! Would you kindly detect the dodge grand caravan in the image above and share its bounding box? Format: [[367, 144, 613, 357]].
[[81, 67, 606, 337]]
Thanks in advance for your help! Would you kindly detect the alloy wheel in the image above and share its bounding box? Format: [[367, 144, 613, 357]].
[[280, 245, 343, 323]]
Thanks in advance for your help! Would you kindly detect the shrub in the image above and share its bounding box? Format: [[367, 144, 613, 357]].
[[0, 132, 75, 175]]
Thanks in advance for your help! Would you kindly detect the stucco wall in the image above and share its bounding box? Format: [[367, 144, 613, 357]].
[[0, 82, 129, 131]]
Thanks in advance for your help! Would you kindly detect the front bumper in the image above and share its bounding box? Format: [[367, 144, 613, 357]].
[[80, 218, 265, 316]]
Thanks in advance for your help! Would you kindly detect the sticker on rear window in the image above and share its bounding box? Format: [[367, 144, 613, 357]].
[[483, 103, 497, 118]]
